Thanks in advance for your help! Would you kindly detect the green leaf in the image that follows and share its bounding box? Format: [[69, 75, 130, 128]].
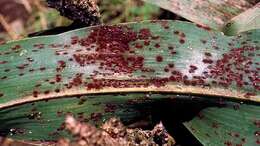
[[223, 3, 260, 35], [0, 20, 259, 108], [0, 93, 167, 140], [184, 102, 260, 146], [0, 20, 259, 141], [143, 0, 257, 31]]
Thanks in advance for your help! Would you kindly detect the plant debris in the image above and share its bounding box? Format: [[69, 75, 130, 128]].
[[57, 115, 176, 146], [46, 0, 100, 26]]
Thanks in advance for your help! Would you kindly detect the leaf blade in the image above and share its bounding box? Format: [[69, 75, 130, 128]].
[[184, 102, 260, 146], [0, 20, 259, 110]]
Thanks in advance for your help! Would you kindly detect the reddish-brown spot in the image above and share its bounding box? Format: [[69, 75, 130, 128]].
[[90, 112, 102, 122], [212, 122, 219, 128], [168, 46, 174, 50], [70, 73, 83, 87], [254, 120, 260, 128], [26, 58, 34, 62], [35, 84, 41, 87], [256, 139, 260, 144], [71, 36, 79, 45], [44, 90, 50, 95], [0, 61, 7, 64], [201, 40, 207, 44], [11, 45, 21, 50], [135, 43, 143, 49], [55, 89, 60, 93], [164, 68, 169, 72], [180, 32, 186, 38], [0, 93, 3, 97], [49, 44, 63, 48], [197, 112, 204, 119], [224, 141, 232, 146], [74, 26, 150, 74], [154, 43, 160, 48], [55, 74, 62, 82], [244, 92, 256, 98], [29, 69, 34, 72], [39, 67, 46, 71], [104, 103, 117, 113], [19, 73, 24, 76], [33, 44, 44, 49], [144, 40, 150, 46], [189, 65, 198, 73], [33, 91, 38, 97], [138, 28, 151, 40], [205, 52, 212, 57], [203, 59, 213, 64], [196, 24, 211, 31], [56, 60, 66, 72], [4, 69, 10, 72], [179, 38, 185, 44], [168, 63, 174, 68], [16, 64, 29, 70], [156, 55, 163, 62], [1, 76, 7, 80], [174, 31, 179, 35]]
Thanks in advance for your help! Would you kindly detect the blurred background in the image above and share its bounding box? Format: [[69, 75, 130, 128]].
[[0, 0, 182, 42]]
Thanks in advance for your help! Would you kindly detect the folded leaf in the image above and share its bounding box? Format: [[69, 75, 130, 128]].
[[223, 2, 260, 35], [143, 0, 256, 31]]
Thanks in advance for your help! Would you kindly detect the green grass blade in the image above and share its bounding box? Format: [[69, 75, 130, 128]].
[[184, 102, 260, 146]]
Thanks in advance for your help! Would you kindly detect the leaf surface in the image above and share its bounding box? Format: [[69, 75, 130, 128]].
[[0, 20, 259, 141], [0, 20, 259, 109], [0, 93, 166, 140], [185, 102, 260, 146]]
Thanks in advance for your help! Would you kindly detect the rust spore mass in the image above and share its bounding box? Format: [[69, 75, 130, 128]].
[[196, 24, 211, 31], [56, 60, 66, 72], [4, 23, 255, 98], [55, 89, 60, 93], [39, 67, 46, 71], [189, 65, 198, 73], [70, 73, 84, 87], [209, 47, 258, 92], [203, 59, 214, 64], [33, 91, 39, 98], [0, 61, 8, 64], [73, 25, 153, 74], [55, 74, 62, 82], [156, 55, 163, 62], [33, 44, 45, 49]]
